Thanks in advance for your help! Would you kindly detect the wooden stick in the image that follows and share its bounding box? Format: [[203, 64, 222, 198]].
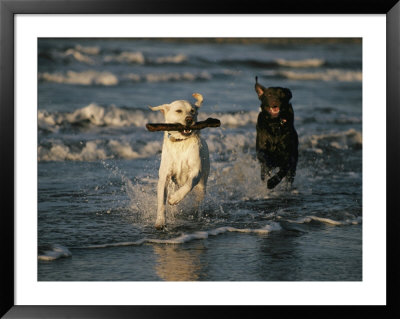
[[146, 118, 221, 132]]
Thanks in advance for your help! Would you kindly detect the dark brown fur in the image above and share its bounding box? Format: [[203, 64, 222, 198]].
[[254, 77, 298, 189]]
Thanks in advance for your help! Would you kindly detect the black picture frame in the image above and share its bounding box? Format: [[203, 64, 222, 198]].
[[1, 0, 399, 318]]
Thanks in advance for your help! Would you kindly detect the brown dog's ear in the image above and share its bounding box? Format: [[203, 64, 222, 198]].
[[255, 76, 265, 99], [283, 88, 292, 100]]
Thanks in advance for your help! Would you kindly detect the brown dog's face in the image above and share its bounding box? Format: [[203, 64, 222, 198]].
[[255, 79, 292, 119]]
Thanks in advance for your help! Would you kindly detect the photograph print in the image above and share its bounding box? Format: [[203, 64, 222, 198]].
[[37, 38, 362, 281]]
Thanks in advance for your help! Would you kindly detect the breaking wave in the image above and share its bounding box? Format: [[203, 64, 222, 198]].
[[37, 104, 362, 162], [37, 103, 362, 162], [38, 70, 212, 85], [38, 244, 72, 261], [38, 70, 119, 86], [301, 129, 362, 152], [38, 213, 361, 261], [38, 104, 258, 132], [275, 69, 362, 82], [37, 139, 162, 162], [104, 51, 145, 64], [38, 103, 164, 131], [285, 215, 362, 226], [275, 58, 325, 68], [104, 52, 187, 65], [85, 222, 282, 248], [37, 128, 361, 162], [41, 46, 189, 66], [124, 71, 211, 83]]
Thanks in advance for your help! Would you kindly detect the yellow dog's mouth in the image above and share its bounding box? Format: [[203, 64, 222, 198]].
[[181, 129, 193, 136]]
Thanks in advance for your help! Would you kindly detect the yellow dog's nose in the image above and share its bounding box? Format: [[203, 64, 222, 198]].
[[185, 116, 194, 125]]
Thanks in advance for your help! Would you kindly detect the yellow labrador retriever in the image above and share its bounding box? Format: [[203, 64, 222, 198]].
[[149, 93, 209, 229]]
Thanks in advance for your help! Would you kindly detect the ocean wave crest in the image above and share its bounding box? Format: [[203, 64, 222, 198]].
[[300, 129, 362, 152], [153, 53, 187, 64], [38, 139, 162, 162], [104, 51, 145, 64], [276, 69, 362, 82], [218, 57, 326, 69], [84, 222, 282, 249], [38, 105, 362, 162], [38, 70, 119, 86], [38, 104, 164, 131], [37, 128, 361, 162], [104, 52, 187, 65], [38, 70, 212, 85], [286, 215, 362, 226], [47, 45, 102, 65], [276, 58, 325, 68], [131, 71, 211, 83], [40, 215, 361, 259], [38, 244, 72, 261], [58, 47, 188, 65], [64, 49, 96, 65], [38, 104, 257, 132]]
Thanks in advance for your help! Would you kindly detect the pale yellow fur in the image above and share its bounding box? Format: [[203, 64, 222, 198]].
[[149, 94, 209, 229]]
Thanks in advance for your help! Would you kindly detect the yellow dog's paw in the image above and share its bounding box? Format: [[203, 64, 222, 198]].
[[155, 217, 166, 230], [168, 193, 182, 206]]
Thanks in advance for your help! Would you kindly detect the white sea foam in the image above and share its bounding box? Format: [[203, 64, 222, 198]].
[[153, 54, 187, 64], [39, 70, 212, 85], [300, 129, 362, 151], [103, 51, 187, 65], [38, 105, 255, 131], [206, 131, 256, 155], [85, 239, 147, 249], [64, 49, 95, 64], [49, 47, 191, 66], [37, 104, 362, 162], [276, 69, 362, 82], [42, 217, 357, 259], [55, 45, 101, 65], [38, 139, 162, 162], [38, 110, 59, 132], [42, 132, 249, 164], [38, 244, 72, 261], [38, 140, 109, 162], [66, 103, 106, 126], [206, 111, 258, 127], [38, 70, 118, 86], [38, 104, 165, 130], [143, 71, 211, 82], [104, 51, 145, 64], [83, 222, 282, 250], [276, 58, 325, 68], [286, 215, 362, 226], [74, 44, 100, 55], [37, 127, 362, 162], [108, 140, 162, 160]]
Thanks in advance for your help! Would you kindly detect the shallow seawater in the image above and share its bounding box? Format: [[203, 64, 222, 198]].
[[38, 38, 362, 281]]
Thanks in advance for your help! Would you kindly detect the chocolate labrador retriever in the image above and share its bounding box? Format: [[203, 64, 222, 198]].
[[254, 77, 298, 189]]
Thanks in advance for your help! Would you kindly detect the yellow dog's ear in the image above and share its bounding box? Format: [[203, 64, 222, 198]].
[[192, 93, 203, 107], [148, 104, 171, 115]]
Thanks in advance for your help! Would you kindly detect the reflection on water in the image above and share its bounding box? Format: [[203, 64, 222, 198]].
[[153, 244, 205, 281]]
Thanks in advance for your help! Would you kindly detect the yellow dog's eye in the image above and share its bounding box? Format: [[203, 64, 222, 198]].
[[176, 110, 182, 113], [190, 109, 195, 114]]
